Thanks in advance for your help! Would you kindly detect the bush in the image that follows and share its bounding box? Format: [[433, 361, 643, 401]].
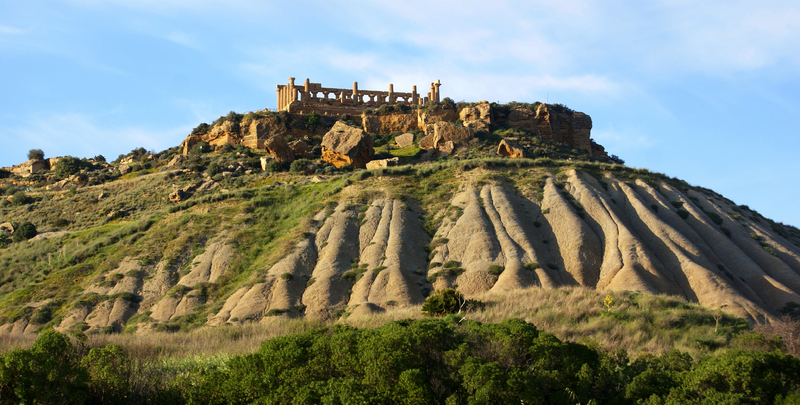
[[290, 159, 312, 174], [422, 288, 463, 316], [12, 221, 37, 242], [54, 156, 82, 179], [263, 160, 283, 173], [27, 149, 44, 160], [191, 142, 211, 155], [487, 265, 504, 275], [0, 330, 89, 404], [93, 154, 106, 162], [205, 162, 221, 176], [10, 191, 29, 206]]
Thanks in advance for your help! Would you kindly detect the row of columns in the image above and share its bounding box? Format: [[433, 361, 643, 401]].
[[277, 77, 441, 112]]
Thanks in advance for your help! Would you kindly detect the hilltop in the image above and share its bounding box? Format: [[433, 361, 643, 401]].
[[0, 98, 799, 343]]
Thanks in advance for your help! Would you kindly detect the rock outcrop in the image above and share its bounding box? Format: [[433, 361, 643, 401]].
[[394, 133, 415, 148], [497, 138, 526, 158], [321, 122, 375, 168], [432, 122, 474, 153], [362, 113, 418, 134], [459, 101, 493, 132], [366, 157, 400, 169]]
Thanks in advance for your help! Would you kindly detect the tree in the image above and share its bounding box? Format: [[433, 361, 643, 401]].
[[27, 149, 45, 161], [54, 156, 81, 179]]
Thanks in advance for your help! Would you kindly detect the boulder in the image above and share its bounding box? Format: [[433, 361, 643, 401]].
[[260, 156, 271, 171], [321, 122, 375, 168], [301, 163, 319, 175], [167, 155, 186, 168], [362, 112, 418, 134], [419, 135, 435, 150], [366, 157, 400, 170], [264, 134, 294, 164], [432, 122, 474, 153], [497, 138, 526, 158], [288, 140, 312, 158], [169, 189, 187, 203], [394, 133, 415, 148], [0, 222, 13, 234], [118, 164, 132, 175], [459, 101, 493, 132], [416, 108, 459, 136]]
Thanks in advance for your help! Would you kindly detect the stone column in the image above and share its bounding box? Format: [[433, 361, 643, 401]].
[[388, 84, 394, 103], [276, 86, 282, 110], [412, 85, 418, 105], [353, 82, 359, 104], [434, 80, 441, 102]]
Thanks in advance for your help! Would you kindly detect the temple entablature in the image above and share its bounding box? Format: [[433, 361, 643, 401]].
[[276, 78, 441, 115]]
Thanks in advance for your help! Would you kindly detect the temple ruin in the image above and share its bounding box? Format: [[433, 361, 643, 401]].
[[276, 77, 441, 115]]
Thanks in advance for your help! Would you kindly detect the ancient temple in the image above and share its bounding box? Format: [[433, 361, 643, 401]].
[[276, 77, 441, 115]]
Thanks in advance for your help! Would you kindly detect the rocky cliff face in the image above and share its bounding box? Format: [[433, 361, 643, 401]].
[[179, 102, 604, 161]]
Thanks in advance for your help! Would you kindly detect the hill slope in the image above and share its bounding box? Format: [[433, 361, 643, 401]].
[[1, 106, 799, 336]]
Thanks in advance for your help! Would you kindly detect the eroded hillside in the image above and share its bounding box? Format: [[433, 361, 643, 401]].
[[1, 155, 799, 336]]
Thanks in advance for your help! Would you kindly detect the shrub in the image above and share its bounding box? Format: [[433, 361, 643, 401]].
[[443, 260, 460, 269], [676, 209, 690, 219], [12, 221, 37, 242], [93, 154, 106, 162], [54, 156, 82, 179], [205, 162, 221, 176], [290, 159, 312, 174], [305, 112, 320, 130], [10, 191, 29, 206], [191, 142, 211, 155], [27, 149, 45, 160], [191, 123, 210, 135], [524, 262, 539, 271], [280, 273, 293, 281], [421, 288, 464, 316], [487, 265, 504, 275], [263, 160, 283, 173]]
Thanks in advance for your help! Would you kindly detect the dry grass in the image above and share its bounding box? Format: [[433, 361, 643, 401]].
[[0, 287, 747, 362]]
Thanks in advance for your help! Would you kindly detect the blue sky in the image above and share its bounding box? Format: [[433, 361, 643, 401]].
[[2, 1, 799, 226]]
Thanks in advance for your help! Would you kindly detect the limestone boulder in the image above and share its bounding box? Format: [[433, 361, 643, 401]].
[[394, 133, 415, 148], [264, 134, 295, 163], [169, 189, 187, 203], [459, 101, 493, 132], [321, 122, 375, 168], [167, 155, 186, 168], [366, 157, 400, 170], [497, 138, 526, 158], [419, 135, 434, 150], [118, 164, 132, 175], [288, 140, 312, 158], [362, 112, 418, 134], [432, 122, 474, 153], [416, 107, 459, 136]]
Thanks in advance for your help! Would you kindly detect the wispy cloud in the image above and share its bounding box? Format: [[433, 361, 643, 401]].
[[0, 25, 25, 35], [164, 30, 202, 50]]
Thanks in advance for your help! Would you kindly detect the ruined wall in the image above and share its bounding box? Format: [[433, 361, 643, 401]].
[[278, 77, 441, 116]]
